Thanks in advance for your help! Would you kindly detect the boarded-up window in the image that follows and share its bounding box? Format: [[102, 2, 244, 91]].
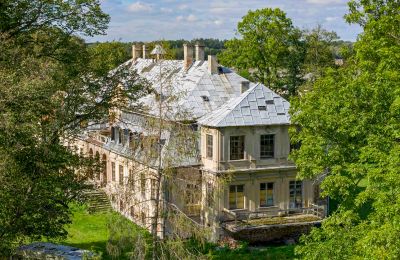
[[229, 184, 244, 209], [260, 182, 274, 207]]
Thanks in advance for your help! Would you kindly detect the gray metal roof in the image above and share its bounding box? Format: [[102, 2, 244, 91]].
[[124, 58, 258, 120], [197, 83, 290, 127]]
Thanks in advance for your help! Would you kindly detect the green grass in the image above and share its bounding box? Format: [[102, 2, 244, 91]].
[[46, 204, 296, 259], [61, 204, 111, 257]]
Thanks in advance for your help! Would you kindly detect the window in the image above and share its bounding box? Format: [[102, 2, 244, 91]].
[[111, 162, 116, 182], [151, 179, 157, 199], [260, 182, 274, 207], [206, 134, 213, 159], [118, 128, 123, 144], [230, 136, 245, 160], [229, 185, 244, 210], [141, 173, 146, 196], [119, 165, 124, 185], [260, 134, 274, 159], [128, 169, 134, 189], [206, 182, 214, 207], [289, 181, 302, 209], [111, 127, 115, 141]]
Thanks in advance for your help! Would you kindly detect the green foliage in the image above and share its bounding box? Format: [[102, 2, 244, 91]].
[[0, 0, 148, 255], [291, 0, 400, 258], [218, 8, 305, 97], [88, 41, 131, 75]]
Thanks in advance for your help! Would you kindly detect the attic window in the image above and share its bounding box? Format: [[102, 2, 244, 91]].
[[266, 100, 274, 105], [201, 95, 210, 102], [258, 106, 266, 111]]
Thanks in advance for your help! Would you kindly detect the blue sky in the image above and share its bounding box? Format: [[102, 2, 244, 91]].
[[89, 0, 362, 42]]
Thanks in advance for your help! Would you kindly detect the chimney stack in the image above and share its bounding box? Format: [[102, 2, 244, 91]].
[[183, 44, 193, 71], [142, 45, 148, 59], [208, 55, 218, 74], [132, 44, 141, 60], [241, 81, 250, 93], [195, 43, 205, 61]]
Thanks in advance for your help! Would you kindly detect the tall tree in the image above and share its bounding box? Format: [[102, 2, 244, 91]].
[[218, 8, 305, 97], [0, 0, 148, 254], [291, 0, 400, 258]]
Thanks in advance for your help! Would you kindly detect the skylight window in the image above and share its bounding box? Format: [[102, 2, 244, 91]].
[[258, 106, 266, 110], [266, 100, 274, 105]]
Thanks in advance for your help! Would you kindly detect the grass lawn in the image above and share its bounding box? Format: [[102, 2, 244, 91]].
[[48, 204, 296, 259]]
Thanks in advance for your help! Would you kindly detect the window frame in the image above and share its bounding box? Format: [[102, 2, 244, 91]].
[[206, 134, 213, 159], [289, 180, 303, 209], [111, 162, 116, 182], [260, 134, 275, 159], [229, 135, 245, 161], [228, 184, 245, 210], [259, 182, 275, 208], [119, 165, 124, 185]]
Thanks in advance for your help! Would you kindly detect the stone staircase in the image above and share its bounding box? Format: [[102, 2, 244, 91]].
[[85, 190, 112, 213]]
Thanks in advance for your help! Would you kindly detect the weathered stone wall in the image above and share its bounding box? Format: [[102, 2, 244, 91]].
[[224, 221, 321, 244]]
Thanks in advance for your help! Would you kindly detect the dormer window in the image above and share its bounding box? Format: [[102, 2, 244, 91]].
[[201, 95, 210, 102]]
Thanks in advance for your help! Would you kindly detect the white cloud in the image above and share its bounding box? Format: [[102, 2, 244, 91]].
[[176, 14, 197, 23], [306, 0, 346, 5], [187, 14, 197, 22], [127, 2, 153, 12], [160, 7, 173, 13], [325, 16, 340, 22], [178, 4, 188, 10], [214, 19, 223, 26]]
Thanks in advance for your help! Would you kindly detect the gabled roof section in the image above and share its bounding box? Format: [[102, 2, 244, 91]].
[[123, 58, 255, 120], [197, 84, 290, 127]]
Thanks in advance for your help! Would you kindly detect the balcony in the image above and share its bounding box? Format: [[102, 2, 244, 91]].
[[220, 204, 325, 243]]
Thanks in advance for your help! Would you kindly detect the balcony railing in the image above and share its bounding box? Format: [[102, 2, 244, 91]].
[[221, 204, 326, 224]]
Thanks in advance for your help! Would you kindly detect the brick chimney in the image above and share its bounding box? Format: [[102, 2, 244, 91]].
[[142, 45, 148, 59], [208, 55, 218, 74], [132, 44, 141, 60], [241, 81, 250, 93], [183, 44, 193, 71], [195, 43, 205, 61]]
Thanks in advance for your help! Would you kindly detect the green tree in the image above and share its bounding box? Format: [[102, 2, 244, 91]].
[[88, 41, 131, 75], [0, 0, 149, 255], [302, 25, 339, 81], [218, 8, 305, 97], [291, 0, 400, 258]]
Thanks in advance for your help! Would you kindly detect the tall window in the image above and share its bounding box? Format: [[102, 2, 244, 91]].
[[119, 165, 124, 185], [230, 136, 245, 160], [141, 172, 146, 196], [289, 181, 302, 209], [150, 179, 157, 199], [111, 162, 116, 182], [111, 127, 115, 141], [260, 134, 274, 159], [206, 134, 213, 159], [260, 182, 274, 207], [229, 185, 244, 209]]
